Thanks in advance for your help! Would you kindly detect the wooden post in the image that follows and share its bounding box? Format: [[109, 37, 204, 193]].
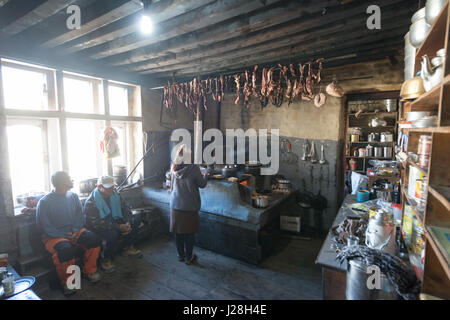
[[103, 80, 113, 176], [55, 70, 69, 172]]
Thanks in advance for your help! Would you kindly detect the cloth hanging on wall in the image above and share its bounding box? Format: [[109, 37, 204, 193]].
[[100, 127, 120, 159]]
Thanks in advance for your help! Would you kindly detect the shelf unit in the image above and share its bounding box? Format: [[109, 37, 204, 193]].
[[400, 1, 450, 299], [344, 94, 399, 181]]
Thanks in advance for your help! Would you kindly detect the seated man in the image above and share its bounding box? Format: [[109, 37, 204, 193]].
[[84, 176, 142, 274], [36, 171, 102, 296]]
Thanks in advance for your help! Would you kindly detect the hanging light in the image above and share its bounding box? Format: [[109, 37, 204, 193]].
[[140, 0, 153, 34]]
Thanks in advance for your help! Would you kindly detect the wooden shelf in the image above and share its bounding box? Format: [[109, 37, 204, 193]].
[[346, 156, 394, 160], [402, 126, 450, 133], [410, 75, 450, 111], [348, 111, 397, 116], [415, 1, 449, 74], [349, 141, 396, 144], [408, 160, 429, 176], [429, 185, 450, 212], [425, 226, 450, 280], [402, 187, 425, 226], [401, 232, 424, 282]]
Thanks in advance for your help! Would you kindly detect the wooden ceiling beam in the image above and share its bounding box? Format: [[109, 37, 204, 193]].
[[139, 6, 412, 74], [102, 0, 339, 66], [154, 29, 406, 79], [41, 0, 143, 48], [129, 0, 412, 72], [60, 0, 216, 54], [87, 0, 326, 60]]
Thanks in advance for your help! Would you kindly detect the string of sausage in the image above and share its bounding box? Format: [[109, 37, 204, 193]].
[[163, 58, 324, 112]]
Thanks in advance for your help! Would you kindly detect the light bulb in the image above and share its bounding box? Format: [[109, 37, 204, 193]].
[[140, 15, 153, 34]]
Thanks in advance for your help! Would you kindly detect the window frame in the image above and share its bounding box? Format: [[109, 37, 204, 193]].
[[0, 59, 143, 218]]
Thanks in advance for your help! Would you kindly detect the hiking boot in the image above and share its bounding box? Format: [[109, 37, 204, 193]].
[[185, 254, 197, 265], [100, 259, 115, 274], [85, 271, 101, 283], [123, 245, 143, 258], [62, 284, 77, 296]]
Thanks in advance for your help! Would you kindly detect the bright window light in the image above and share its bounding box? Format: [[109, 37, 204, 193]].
[[7, 123, 48, 202], [109, 85, 129, 116], [2, 66, 48, 110]]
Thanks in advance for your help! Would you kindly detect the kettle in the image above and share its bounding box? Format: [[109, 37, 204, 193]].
[[421, 49, 445, 92], [365, 209, 396, 255]]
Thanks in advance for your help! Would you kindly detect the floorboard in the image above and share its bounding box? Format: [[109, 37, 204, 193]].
[[36, 233, 324, 300]]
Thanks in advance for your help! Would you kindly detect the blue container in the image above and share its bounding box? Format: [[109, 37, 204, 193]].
[[357, 190, 370, 202]]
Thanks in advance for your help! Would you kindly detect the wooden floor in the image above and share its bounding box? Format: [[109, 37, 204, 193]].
[[36, 233, 324, 300]]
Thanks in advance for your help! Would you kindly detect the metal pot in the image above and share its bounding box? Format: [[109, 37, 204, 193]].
[[368, 132, 379, 142], [384, 99, 397, 112], [253, 195, 269, 208], [244, 162, 262, 176], [406, 111, 433, 121], [222, 165, 237, 178], [374, 147, 383, 158], [426, 0, 446, 25], [346, 259, 399, 300], [380, 132, 393, 142], [366, 144, 374, 157], [404, 32, 416, 80], [79, 178, 98, 194], [365, 209, 396, 254], [383, 146, 393, 158], [410, 8, 431, 48]]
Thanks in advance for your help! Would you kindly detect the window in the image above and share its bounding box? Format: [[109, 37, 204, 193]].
[[63, 74, 104, 114], [6, 119, 50, 205], [109, 85, 129, 116], [0, 58, 142, 216], [66, 119, 106, 190], [2, 65, 49, 110]]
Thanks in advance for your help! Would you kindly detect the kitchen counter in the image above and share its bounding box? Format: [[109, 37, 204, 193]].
[[315, 194, 357, 299], [141, 179, 294, 264]]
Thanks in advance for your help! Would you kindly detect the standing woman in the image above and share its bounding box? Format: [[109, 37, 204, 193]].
[[170, 145, 207, 264]]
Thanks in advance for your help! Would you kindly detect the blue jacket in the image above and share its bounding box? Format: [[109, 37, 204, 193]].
[[170, 164, 207, 212], [36, 191, 84, 239]]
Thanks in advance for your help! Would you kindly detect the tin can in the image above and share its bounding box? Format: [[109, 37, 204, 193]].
[[351, 134, 360, 142], [418, 154, 430, 168], [418, 135, 432, 155]]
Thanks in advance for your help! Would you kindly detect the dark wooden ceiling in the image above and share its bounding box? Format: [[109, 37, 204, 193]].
[[0, 0, 417, 87]]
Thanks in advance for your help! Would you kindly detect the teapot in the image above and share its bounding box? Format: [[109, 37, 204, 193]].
[[365, 209, 396, 255], [421, 48, 445, 92]]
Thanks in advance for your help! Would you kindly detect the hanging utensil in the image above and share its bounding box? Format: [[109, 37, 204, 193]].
[[319, 144, 326, 164], [310, 142, 317, 163]]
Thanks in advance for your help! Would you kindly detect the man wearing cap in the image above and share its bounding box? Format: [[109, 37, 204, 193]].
[[84, 176, 142, 273], [36, 171, 102, 296]]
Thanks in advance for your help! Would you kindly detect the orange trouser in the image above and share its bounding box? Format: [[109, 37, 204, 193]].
[[42, 228, 101, 286]]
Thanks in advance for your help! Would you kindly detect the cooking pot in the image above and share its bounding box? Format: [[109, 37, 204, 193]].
[[384, 99, 397, 112], [346, 260, 399, 300], [383, 147, 393, 158], [222, 165, 237, 178], [374, 147, 383, 158], [406, 111, 433, 121], [244, 162, 262, 176], [410, 8, 431, 48], [404, 32, 416, 81], [79, 178, 98, 194], [380, 132, 393, 142], [368, 132, 380, 142], [366, 144, 374, 157], [400, 76, 426, 100], [253, 195, 269, 208], [426, 0, 447, 25]]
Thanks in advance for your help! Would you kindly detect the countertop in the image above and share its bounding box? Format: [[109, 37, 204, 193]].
[[315, 195, 360, 272]]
